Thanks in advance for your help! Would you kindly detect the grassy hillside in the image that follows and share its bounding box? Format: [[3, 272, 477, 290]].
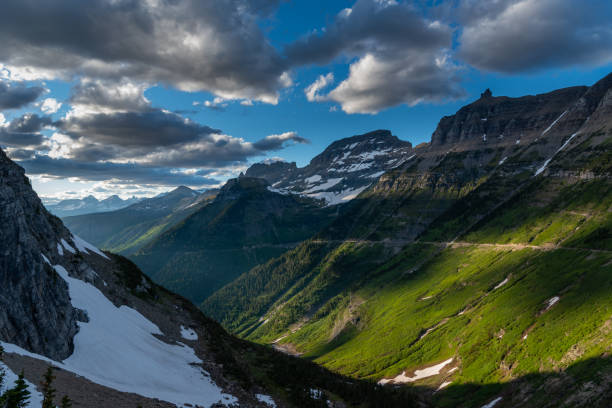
[[132, 177, 338, 304], [202, 87, 612, 407]]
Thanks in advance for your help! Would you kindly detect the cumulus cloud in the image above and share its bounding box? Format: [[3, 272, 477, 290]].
[[252, 131, 309, 151], [69, 79, 150, 114], [0, 80, 45, 110], [456, 0, 612, 72], [0, 113, 52, 148], [40, 98, 62, 114], [0, 0, 289, 103], [57, 110, 220, 149], [19, 155, 219, 186], [305, 73, 334, 102], [287, 0, 463, 113], [203, 97, 229, 111]]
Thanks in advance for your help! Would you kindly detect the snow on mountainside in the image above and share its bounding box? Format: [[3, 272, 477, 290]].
[[4, 241, 235, 407], [246, 129, 413, 206], [0, 148, 243, 406]]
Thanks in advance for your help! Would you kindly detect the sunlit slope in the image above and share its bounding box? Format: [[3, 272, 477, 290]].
[[203, 74, 612, 407]]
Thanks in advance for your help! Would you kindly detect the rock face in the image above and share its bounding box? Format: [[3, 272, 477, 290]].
[[246, 129, 413, 205], [430, 86, 587, 148], [0, 149, 79, 361]]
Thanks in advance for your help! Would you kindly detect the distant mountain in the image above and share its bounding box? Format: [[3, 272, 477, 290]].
[[203, 73, 612, 407], [246, 129, 413, 205], [131, 176, 337, 305], [0, 147, 408, 408], [45, 194, 140, 217], [63, 186, 217, 254]]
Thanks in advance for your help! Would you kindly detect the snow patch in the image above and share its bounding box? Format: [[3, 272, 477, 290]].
[[310, 389, 323, 399], [482, 397, 503, 408], [56, 243, 63, 256], [71, 235, 110, 260], [378, 358, 453, 385], [494, 277, 509, 290], [60, 239, 76, 254], [256, 394, 276, 407], [436, 381, 452, 391], [498, 156, 508, 165], [303, 178, 343, 193], [307, 185, 368, 206], [368, 171, 385, 178], [180, 326, 198, 341], [545, 296, 560, 310], [542, 110, 568, 135], [345, 161, 374, 172], [535, 132, 578, 176], [305, 175, 322, 184], [0, 361, 44, 407], [41, 254, 51, 265], [0, 264, 236, 407]]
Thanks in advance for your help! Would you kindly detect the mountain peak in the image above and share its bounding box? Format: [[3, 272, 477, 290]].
[[215, 177, 268, 202]]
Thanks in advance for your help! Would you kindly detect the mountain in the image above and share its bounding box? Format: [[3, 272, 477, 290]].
[[203, 73, 612, 407], [246, 129, 413, 205], [62, 186, 217, 255], [131, 176, 338, 305], [0, 147, 419, 407], [45, 195, 140, 217]]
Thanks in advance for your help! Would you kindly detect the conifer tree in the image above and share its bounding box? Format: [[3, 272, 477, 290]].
[[41, 367, 56, 408], [5, 371, 30, 408], [60, 395, 72, 408]]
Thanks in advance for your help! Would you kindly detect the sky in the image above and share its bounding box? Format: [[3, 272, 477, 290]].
[[0, 0, 611, 202]]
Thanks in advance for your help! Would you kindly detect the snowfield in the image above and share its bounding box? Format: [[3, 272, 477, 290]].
[[378, 358, 453, 385], [3, 242, 236, 407]]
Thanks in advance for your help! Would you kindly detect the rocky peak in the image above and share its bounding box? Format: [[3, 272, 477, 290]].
[[0, 148, 80, 360], [245, 160, 297, 183], [430, 85, 588, 148], [245, 129, 413, 206], [214, 176, 269, 202], [480, 88, 493, 99]]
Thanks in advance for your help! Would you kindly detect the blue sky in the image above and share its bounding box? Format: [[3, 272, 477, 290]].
[[0, 0, 610, 201]]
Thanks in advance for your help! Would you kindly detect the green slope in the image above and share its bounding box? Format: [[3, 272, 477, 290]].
[[63, 186, 215, 254], [132, 177, 338, 304], [203, 75, 612, 407]]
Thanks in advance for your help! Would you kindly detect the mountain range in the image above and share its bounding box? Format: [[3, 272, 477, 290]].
[[0, 143, 413, 407], [5, 72, 611, 407], [201, 73, 612, 407], [63, 186, 217, 255], [45, 195, 140, 217]]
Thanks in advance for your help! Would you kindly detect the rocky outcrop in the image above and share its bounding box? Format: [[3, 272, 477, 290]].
[[246, 129, 413, 206], [0, 149, 79, 360], [430, 86, 587, 149]]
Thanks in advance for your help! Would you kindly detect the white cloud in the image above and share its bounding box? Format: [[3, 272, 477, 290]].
[[457, 0, 612, 72], [40, 98, 62, 114], [327, 51, 462, 114], [304, 73, 334, 102]]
